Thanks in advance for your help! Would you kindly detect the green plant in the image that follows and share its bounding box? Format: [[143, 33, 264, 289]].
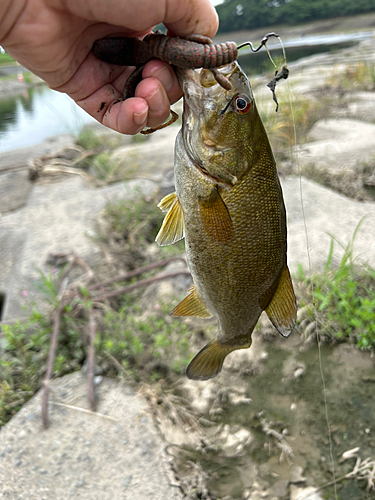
[[0, 52, 15, 65], [76, 127, 124, 152], [258, 87, 329, 160], [326, 62, 375, 91], [298, 218, 375, 349], [0, 305, 85, 425], [95, 190, 185, 268], [23, 73, 32, 83], [96, 301, 192, 382], [0, 190, 188, 427]]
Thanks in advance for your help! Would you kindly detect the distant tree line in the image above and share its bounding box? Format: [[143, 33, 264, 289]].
[[216, 0, 375, 32]]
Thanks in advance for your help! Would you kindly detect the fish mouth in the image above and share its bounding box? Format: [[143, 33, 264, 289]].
[[178, 63, 239, 171]]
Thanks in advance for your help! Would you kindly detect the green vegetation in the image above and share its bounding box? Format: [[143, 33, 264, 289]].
[[217, 0, 375, 33], [0, 306, 85, 425], [0, 51, 15, 65], [76, 127, 125, 152], [0, 192, 189, 427], [297, 219, 375, 349], [326, 62, 375, 91], [259, 87, 329, 162], [97, 301, 191, 382], [91, 151, 125, 181], [76, 127, 151, 182], [95, 191, 185, 266]]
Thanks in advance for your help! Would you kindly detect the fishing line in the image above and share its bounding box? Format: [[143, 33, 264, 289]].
[[281, 38, 339, 500]]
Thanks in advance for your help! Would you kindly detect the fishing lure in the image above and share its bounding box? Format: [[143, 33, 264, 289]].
[[92, 32, 287, 132], [93, 33, 238, 94]]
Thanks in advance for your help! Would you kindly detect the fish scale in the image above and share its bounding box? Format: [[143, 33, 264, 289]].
[[156, 61, 297, 380]]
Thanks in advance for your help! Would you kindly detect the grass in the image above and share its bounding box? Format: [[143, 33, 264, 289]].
[[76, 127, 151, 182], [258, 85, 331, 164], [97, 300, 192, 382], [297, 218, 375, 349], [76, 127, 124, 152], [326, 61, 375, 91], [94, 189, 185, 269], [0, 52, 15, 65], [0, 306, 86, 425], [0, 191, 188, 426]]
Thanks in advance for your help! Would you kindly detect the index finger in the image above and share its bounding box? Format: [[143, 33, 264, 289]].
[[55, 0, 218, 39]]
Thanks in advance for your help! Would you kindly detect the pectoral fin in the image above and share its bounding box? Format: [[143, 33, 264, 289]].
[[186, 340, 250, 381], [155, 192, 184, 246], [265, 262, 297, 338], [157, 192, 177, 212], [199, 187, 233, 243]]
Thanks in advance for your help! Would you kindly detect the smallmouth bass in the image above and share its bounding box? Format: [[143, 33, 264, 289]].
[[156, 61, 297, 380]]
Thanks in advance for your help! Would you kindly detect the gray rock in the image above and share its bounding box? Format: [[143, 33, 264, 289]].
[[110, 125, 179, 181], [347, 91, 375, 123], [290, 485, 322, 500], [0, 170, 33, 213], [297, 119, 375, 174], [0, 372, 182, 500], [0, 134, 76, 173], [269, 479, 289, 498], [0, 176, 156, 321], [282, 176, 375, 273]]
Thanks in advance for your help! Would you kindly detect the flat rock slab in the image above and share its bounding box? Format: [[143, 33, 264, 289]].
[[110, 124, 179, 180], [0, 134, 76, 173], [297, 119, 375, 173], [0, 372, 181, 500], [0, 170, 33, 213], [283, 176, 375, 273], [0, 176, 157, 321]]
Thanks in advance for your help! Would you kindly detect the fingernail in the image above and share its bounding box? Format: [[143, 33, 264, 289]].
[[154, 66, 174, 93], [134, 107, 148, 126]]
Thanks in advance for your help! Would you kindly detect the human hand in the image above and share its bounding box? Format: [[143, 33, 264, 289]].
[[0, 0, 218, 134]]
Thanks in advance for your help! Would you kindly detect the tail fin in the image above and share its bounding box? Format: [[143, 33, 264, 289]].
[[186, 340, 250, 381]]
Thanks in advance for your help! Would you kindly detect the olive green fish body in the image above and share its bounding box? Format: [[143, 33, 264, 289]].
[[156, 62, 296, 380], [175, 132, 285, 339]]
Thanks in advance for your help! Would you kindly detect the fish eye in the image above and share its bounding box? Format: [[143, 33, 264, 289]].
[[234, 94, 252, 114]]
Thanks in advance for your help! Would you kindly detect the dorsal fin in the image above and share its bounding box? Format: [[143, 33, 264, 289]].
[[155, 192, 185, 246], [171, 286, 212, 318], [265, 262, 296, 338], [198, 187, 233, 243]]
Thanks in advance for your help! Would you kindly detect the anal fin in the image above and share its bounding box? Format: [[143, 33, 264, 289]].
[[155, 192, 185, 246], [265, 262, 297, 338], [171, 286, 212, 318], [186, 340, 250, 381], [199, 186, 233, 243]]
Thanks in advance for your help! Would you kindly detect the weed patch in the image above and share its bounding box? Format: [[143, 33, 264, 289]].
[[94, 189, 184, 270], [0, 52, 15, 65], [297, 219, 375, 349], [76, 127, 124, 152], [0, 190, 188, 427], [259, 88, 331, 162], [326, 62, 375, 91]]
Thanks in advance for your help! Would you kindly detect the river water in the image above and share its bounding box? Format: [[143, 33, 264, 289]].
[[0, 31, 373, 154], [0, 85, 95, 153]]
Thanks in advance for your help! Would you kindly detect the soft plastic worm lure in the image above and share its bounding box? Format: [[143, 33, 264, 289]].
[[92, 32, 286, 132], [93, 33, 238, 95]]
